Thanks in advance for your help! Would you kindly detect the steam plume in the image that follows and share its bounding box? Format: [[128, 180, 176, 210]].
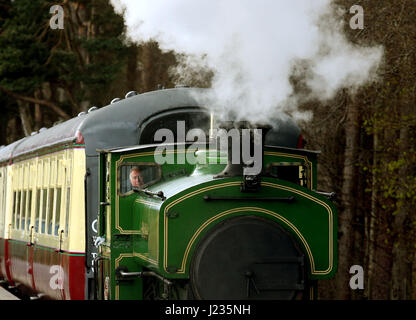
[[111, 0, 383, 123]]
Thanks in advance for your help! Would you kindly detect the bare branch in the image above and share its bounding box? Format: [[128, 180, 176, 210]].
[[0, 86, 71, 120]]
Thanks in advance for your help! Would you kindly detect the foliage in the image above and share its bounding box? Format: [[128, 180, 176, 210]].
[[297, 0, 416, 299], [0, 0, 52, 92]]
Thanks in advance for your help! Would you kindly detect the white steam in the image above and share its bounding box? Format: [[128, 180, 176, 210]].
[[111, 0, 383, 124]]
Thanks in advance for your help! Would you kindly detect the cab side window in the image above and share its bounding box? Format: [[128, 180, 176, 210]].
[[267, 162, 308, 187], [119, 163, 161, 196]]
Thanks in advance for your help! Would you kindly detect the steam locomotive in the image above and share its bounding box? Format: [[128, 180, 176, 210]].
[[0, 87, 337, 300]]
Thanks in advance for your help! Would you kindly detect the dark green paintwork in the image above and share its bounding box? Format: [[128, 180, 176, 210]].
[[97, 144, 337, 300]]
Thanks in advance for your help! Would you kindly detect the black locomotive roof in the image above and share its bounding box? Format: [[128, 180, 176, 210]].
[[0, 86, 303, 164], [0, 87, 210, 163], [104, 143, 320, 155]]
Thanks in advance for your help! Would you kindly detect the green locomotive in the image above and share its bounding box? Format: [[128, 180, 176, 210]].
[[95, 103, 337, 300]]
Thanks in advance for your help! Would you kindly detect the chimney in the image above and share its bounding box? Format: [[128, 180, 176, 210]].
[[214, 120, 271, 185]]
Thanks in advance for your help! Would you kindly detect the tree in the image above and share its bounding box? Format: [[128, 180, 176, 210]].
[[303, 0, 416, 299], [0, 0, 131, 135]]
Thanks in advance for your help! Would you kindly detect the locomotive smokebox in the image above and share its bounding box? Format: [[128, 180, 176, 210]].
[[214, 120, 271, 180], [190, 215, 305, 300]]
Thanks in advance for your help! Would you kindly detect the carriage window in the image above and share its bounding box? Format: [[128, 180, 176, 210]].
[[65, 187, 70, 237], [47, 188, 55, 234], [16, 191, 21, 229], [41, 188, 47, 233], [12, 191, 17, 228], [0, 169, 5, 236], [35, 189, 40, 232], [54, 187, 62, 236], [21, 191, 27, 230], [119, 164, 161, 195], [26, 190, 32, 231]]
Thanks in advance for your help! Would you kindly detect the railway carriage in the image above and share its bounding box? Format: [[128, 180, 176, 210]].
[[0, 87, 337, 300]]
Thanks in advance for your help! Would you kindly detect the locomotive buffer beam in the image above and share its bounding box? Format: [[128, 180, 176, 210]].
[[115, 266, 172, 286]]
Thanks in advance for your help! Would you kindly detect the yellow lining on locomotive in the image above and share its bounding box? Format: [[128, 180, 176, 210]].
[[134, 198, 159, 265], [112, 150, 186, 271], [113, 149, 314, 229], [180, 207, 313, 273], [114, 253, 134, 300], [163, 181, 334, 276], [264, 151, 313, 189], [263, 182, 334, 275], [114, 150, 179, 235], [112, 149, 326, 276], [114, 251, 157, 300]]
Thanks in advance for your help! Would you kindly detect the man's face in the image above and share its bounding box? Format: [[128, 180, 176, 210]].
[[130, 170, 142, 187]]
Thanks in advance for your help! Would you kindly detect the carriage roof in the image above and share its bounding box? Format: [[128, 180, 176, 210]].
[[0, 87, 210, 164], [0, 87, 302, 164]]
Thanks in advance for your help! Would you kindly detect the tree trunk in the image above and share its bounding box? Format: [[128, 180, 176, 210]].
[[366, 130, 378, 299], [390, 102, 411, 299], [18, 102, 33, 137], [127, 44, 139, 91], [34, 89, 42, 131], [336, 94, 359, 299], [6, 117, 20, 144], [371, 115, 395, 300], [413, 252, 416, 299], [0, 111, 8, 146]]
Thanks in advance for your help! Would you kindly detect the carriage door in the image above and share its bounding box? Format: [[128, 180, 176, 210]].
[[96, 152, 112, 300], [0, 167, 6, 279], [0, 166, 6, 239]]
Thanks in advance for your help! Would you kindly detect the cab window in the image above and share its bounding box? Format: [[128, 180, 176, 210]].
[[119, 163, 161, 196], [267, 162, 308, 187], [139, 111, 210, 144]]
